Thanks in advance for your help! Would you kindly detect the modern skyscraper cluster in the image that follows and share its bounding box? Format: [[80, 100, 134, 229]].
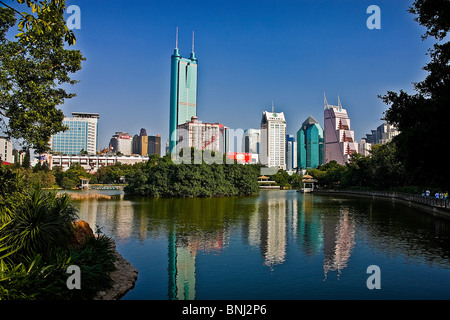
[[44, 30, 370, 174], [167, 30, 364, 171]]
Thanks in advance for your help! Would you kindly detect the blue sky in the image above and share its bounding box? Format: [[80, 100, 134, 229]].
[[54, 0, 433, 150]]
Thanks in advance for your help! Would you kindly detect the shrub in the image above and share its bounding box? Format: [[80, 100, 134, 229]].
[[0, 187, 78, 262]]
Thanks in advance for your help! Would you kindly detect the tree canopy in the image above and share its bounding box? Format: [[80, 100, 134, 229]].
[[0, 0, 84, 153], [380, 0, 450, 188]]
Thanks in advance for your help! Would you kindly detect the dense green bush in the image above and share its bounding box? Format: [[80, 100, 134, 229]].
[[308, 142, 413, 190], [125, 156, 260, 198], [0, 164, 117, 300], [65, 235, 117, 299], [1, 187, 77, 262], [0, 236, 116, 300]]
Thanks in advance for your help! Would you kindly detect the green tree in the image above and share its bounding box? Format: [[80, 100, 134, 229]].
[[313, 161, 347, 188], [0, 1, 84, 153], [380, 0, 450, 188], [63, 162, 87, 186], [369, 143, 407, 189], [21, 149, 30, 168], [0, 163, 27, 219], [125, 159, 259, 198], [344, 153, 373, 188], [270, 169, 291, 188], [59, 176, 76, 189]]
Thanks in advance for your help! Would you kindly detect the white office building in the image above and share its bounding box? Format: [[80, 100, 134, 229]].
[[260, 110, 286, 170], [0, 137, 13, 164]]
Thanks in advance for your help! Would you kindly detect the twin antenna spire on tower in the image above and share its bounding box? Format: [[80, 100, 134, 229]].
[[175, 27, 195, 53], [324, 92, 343, 109]]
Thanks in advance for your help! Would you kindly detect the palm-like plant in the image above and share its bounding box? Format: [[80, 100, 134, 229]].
[[0, 186, 78, 261]]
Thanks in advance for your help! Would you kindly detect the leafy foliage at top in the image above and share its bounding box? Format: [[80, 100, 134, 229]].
[[380, 0, 450, 189], [0, 0, 84, 152]]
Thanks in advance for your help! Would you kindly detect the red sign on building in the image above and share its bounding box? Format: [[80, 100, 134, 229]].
[[226, 152, 252, 163]]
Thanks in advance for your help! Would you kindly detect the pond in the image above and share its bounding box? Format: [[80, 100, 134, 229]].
[[72, 190, 450, 300]]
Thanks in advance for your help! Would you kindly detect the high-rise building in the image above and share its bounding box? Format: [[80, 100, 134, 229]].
[[324, 95, 358, 165], [297, 116, 324, 169], [286, 135, 297, 171], [359, 138, 371, 157], [110, 132, 132, 155], [50, 112, 99, 155], [177, 116, 227, 154], [365, 122, 399, 145], [242, 129, 260, 154], [132, 128, 148, 155], [169, 29, 198, 154], [148, 134, 161, 156], [0, 137, 13, 164], [260, 109, 286, 170]]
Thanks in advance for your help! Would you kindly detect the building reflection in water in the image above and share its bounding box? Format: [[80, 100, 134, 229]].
[[258, 193, 287, 268], [168, 228, 227, 300], [166, 197, 229, 300], [77, 196, 135, 241], [322, 208, 356, 280], [168, 229, 197, 300], [297, 194, 323, 256], [76, 191, 357, 298]]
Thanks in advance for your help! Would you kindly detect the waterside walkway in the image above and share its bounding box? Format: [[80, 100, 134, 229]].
[[315, 189, 450, 219]]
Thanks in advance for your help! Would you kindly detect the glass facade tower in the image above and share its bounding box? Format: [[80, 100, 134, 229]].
[[50, 112, 99, 155], [169, 31, 198, 154], [297, 116, 324, 169]]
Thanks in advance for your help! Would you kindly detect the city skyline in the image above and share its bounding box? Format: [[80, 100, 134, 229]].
[[6, 0, 433, 152]]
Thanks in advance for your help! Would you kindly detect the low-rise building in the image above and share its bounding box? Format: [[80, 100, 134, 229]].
[[40, 153, 149, 172]]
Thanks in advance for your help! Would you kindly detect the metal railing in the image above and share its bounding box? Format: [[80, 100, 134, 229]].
[[319, 190, 450, 210]]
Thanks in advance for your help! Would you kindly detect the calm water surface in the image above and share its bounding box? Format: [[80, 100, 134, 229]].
[[72, 190, 450, 300]]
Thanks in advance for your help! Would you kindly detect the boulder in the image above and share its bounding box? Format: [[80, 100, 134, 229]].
[[70, 220, 95, 248]]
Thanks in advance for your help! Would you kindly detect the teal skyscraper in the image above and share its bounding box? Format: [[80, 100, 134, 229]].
[[297, 116, 324, 169], [169, 29, 198, 153]]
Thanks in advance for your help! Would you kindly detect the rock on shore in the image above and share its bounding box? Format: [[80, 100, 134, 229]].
[[94, 239, 138, 300]]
